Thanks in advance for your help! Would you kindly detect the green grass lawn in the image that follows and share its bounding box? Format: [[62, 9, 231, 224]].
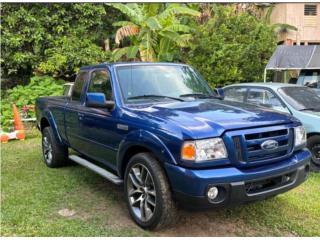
[[1, 136, 319, 236]]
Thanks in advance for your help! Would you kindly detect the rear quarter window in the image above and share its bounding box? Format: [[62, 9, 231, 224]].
[[72, 71, 88, 101]]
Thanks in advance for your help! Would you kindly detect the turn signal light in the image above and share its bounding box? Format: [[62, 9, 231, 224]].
[[181, 142, 196, 160]]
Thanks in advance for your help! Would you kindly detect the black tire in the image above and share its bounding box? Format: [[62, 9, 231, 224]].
[[124, 152, 177, 230], [307, 135, 320, 172], [42, 126, 68, 168]]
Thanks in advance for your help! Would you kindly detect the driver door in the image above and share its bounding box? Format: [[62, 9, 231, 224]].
[[78, 69, 121, 170]]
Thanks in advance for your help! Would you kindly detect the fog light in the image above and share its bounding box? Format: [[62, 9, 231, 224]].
[[207, 187, 219, 200]]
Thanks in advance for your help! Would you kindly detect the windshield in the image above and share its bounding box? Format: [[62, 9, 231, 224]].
[[116, 65, 214, 102], [278, 87, 320, 111]]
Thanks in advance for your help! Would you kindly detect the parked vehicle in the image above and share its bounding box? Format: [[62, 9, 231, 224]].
[[36, 63, 311, 229], [63, 82, 74, 97], [223, 83, 320, 171]]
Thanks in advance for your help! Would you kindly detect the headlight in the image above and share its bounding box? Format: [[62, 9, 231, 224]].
[[294, 125, 306, 147], [181, 138, 228, 161]]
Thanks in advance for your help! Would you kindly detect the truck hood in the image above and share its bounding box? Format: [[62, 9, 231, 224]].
[[129, 99, 295, 139]]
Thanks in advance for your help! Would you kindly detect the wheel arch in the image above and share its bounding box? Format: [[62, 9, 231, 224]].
[[307, 132, 320, 138], [39, 110, 63, 145], [117, 130, 177, 178]]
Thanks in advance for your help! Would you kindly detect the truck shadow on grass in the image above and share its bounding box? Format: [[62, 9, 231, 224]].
[[58, 164, 296, 237]]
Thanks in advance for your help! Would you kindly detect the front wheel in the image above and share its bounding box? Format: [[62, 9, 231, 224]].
[[307, 135, 320, 172], [124, 153, 177, 230]]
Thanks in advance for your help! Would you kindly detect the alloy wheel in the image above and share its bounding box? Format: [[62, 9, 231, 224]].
[[43, 136, 53, 164], [127, 163, 156, 222]]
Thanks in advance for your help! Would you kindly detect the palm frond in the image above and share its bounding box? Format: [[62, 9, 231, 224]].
[[112, 47, 129, 61], [139, 31, 156, 62], [112, 46, 140, 61], [146, 16, 162, 30], [163, 24, 192, 33], [175, 34, 192, 47], [115, 25, 140, 45], [158, 6, 200, 21], [273, 23, 298, 33], [159, 30, 180, 42], [112, 21, 136, 27], [143, 3, 161, 17], [127, 3, 143, 20], [107, 3, 142, 24], [159, 38, 171, 54], [127, 46, 139, 58], [264, 4, 274, 23]]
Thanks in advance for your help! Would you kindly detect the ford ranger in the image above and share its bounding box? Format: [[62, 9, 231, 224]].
[[36, 62, 311, 229]]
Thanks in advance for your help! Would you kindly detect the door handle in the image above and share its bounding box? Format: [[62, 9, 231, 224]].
[[78, 113, 84, 120]]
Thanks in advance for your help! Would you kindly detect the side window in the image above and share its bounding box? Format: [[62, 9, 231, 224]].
[[302, 72, 320, 89], [88, 70, 112, 100], [224, 87, 247, 103], [247, 88, 286, 112], [72, 72, 87, 101]]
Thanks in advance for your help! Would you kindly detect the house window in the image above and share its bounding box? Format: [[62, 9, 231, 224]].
[[304, 4, 317, 16]]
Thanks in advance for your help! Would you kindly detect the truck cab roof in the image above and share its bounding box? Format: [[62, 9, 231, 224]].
[[79, 62, 188, 71]]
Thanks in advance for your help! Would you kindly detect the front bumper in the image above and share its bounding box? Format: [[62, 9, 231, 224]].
[[165, 149, 311, 208]]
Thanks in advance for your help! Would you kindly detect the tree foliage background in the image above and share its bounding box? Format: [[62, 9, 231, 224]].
[[1, 3, 121, 89], [183, 5, 277, 87], [1, 3, 278, 129]]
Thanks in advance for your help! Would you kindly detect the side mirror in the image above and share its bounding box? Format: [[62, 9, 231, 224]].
[[215, 88, 225, 99], [86, 93, 114, 109]]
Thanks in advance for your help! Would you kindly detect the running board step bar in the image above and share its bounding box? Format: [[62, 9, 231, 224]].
[[69, 155, 123, 185]]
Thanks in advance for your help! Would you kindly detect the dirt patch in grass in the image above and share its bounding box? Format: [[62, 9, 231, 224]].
[[156, 208, 290, 237]]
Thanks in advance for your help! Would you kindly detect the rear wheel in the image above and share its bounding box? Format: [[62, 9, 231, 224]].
[[42, 127, 68, 168], [307, 135, 320, 172], [124, 152, 177, 230]]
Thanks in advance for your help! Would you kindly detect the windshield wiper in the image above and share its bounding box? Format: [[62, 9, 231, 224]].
[[300, 108, 318, 111], [179, 93, 221, 99], [127, 94, 184, 102]]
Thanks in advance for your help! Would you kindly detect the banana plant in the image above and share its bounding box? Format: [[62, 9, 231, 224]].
[[108, 3, 200, 62]]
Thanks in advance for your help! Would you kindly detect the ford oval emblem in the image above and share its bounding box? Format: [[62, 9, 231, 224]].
[[261, 140, 279, 150]]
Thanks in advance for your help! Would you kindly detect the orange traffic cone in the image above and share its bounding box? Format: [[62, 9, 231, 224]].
[[1, 133, 9, 143], [12, 104, 25, 140]]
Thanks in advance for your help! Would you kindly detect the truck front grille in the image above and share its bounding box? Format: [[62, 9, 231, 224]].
[[226, 125, 294, 166], [244, 128, 293, 162]]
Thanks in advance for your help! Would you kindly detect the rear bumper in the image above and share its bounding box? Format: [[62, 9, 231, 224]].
[[165, 149, 311, 208]]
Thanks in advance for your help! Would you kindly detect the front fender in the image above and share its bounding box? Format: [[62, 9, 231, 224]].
[[117, 130, 177, 176]]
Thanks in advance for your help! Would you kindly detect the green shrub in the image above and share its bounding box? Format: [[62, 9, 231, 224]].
[[183, 6, 277, 87], [1, 76, 63, 131], [1, 3, 118, 88]]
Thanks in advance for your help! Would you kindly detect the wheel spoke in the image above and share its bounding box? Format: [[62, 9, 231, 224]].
[[144, 172, 151, 185], [147, 189, 156, 197], [129, 172, 142, 189], [130, 194, 143, 207], [140, 198, 145, 221], [128, 188, 142, 197], [144, 200, 152, 220], [146, 196, 156, 207], [132, 167, 144, 185]]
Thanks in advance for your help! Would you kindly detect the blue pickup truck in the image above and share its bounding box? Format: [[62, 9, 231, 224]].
[[36, 62, 311, 229]]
